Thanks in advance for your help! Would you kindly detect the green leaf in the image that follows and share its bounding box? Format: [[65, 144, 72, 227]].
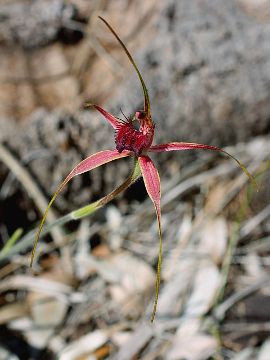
[[0, 228, 23, 257]]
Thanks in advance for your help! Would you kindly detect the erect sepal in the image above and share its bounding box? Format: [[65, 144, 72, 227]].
[[149, 142, 258, 190], [98, 16, 151, 119], [138, 155, 162, 322], [30, 149, 132, 266]]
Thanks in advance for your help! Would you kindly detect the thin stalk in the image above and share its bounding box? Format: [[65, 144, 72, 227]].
[[0, 163, 141, 263]]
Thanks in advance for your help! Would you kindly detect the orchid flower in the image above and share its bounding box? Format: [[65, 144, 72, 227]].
[[31, 16, 256, 322]]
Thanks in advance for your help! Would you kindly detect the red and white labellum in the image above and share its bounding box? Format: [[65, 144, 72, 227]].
[[115, 115, 155, 156]]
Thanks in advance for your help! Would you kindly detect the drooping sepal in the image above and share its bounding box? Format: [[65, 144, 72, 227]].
[[64, 150, 131, 182], [30, 149, 131, 266], [139, 155, 162, 322]]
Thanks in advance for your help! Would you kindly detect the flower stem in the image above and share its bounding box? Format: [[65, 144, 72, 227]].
[[72, 160, 141, 220], [0, 162, 141, 263]]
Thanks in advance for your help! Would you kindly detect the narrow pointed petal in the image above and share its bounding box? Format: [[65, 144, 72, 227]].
[[85, 104, 121, 129], [64, 150, 131, 181], [149, 142, 224, 152], [149, 142, 257, 189], [98, 16, 151, 118], [139, 156, 162, 322], [30, 150, 131, 266]]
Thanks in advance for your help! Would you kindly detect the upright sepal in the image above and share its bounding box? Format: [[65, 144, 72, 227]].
[[139, 155, 162, 322], [98, 16, 151, 119], [30, 149, 131, 266]]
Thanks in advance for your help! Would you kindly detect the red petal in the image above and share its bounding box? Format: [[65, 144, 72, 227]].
[[64, 150, 131, 183], [149, 142, 222, 152], [139, 156, 162, 322], [30, 150, 131, 266], [149, 142, 257, 189], [139, 156, 160, 207], [87, 104, 121, 129]]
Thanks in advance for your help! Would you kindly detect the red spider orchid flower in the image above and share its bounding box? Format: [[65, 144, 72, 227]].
[[31, 16, 256, 322]]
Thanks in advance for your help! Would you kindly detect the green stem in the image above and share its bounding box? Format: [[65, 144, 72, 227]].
[[151, 210, 163, 322], [0, 162, 141, 263], [72, 160, 141, 220]]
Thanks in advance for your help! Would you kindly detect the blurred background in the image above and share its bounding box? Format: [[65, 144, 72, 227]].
[[0, 0, 270, 359]]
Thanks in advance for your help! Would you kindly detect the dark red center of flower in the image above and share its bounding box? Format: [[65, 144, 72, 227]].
[[115, 111, 155, 156]]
